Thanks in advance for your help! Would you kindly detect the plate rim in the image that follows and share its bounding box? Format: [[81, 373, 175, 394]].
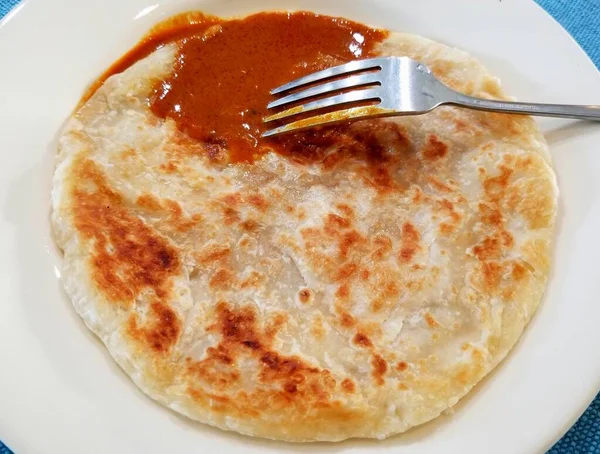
[[0, 0, 599, 453]]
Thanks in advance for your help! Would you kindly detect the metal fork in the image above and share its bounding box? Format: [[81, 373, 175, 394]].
[[262, 56, 600, 137]]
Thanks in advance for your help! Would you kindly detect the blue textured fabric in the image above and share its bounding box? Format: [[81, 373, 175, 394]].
[[536, 0, 600, 69], [0, 0, 598, 453], [0, 0, 18, 20]]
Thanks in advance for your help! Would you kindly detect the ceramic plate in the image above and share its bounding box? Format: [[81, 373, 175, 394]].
[[0, 0, 599, 452]]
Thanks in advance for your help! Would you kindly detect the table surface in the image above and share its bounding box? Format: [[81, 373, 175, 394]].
[[0, 0, 598, 453]]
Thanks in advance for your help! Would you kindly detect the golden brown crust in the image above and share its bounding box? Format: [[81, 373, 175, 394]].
[[421, 134, 449, 161], [127, 302, 181, 354], [182, 302, 364, 427], [72, 158, 181, 306]]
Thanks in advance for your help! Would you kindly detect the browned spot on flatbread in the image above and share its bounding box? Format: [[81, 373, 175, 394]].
[[339, 311, 356, 328], [341, 378, 355, 393], [396, 361, 409, 372], [439, 223, 454, 235], [427, 176, 454, 193], [223, 207, 240, 225], [164, 199, 183, 217], [336, 203, 354, 218], [483, 165, 513, 202], [335, 283, 350, 300], [287, 120, 413, 193], [421, 134, 448, 161], [370, 298, 384, 312], [353, 333, 373, 348], [164, 199, 201, 232], [371, 354, 388, 385], [411, 186, 425, 204], [382, 280, 400, 298], [399, 222, 420, 263], [159, 161, 178, 173], [424, 313, 440, 328], [137, 195, 201, 232], [195, 243, 231, 265], [265, 313, 288, 340], [368, 166, 394, 192], [310, 314, 325, 340], [218, 303, 263, 347], [339, 230, 366, 258], [479, 203, 503, 227], [507, 178, 555, 229], [185, 302, 359, 420], [335, 263, 358, 281], [240, 271, 265, 289], [240, 219, 260, 232], [209, 268, 236, 290], [298, 288, 312, 304], [501, 231, 514, 248], [247, 194, 269, 212], [371, 234, 392, 261], [221, 193, 243, 207], [221, 192, 269, 215], [512, 262, 528, 281], [186, 350, 242, 393], [482, 262, 503, 291], [325, 213, 351, 234], [472, 236, 502, 261], [454, 118, 469, 132], [118, 146, 137, 160], [136, 194, 162, 211], [71, 158, 181, 304], [127, 301, 181, 354]]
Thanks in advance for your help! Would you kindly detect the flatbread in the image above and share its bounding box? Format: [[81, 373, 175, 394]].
[[51, 30, 557, 441]]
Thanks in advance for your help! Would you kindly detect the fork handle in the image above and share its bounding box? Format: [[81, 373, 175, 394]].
[[449, 93, 600, 121]]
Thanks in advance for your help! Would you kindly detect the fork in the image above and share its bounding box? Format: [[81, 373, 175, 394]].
[[262, 56, 600, 137]]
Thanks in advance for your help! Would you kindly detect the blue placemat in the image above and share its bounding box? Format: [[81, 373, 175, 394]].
[[0, 0, 598, 453], [0, 0, 17, 20]]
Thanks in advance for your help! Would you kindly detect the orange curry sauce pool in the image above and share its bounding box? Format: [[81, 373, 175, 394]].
[[88, 11, 389, 162]]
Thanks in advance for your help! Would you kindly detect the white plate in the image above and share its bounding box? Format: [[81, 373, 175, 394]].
[[0, 0, 599, 453]]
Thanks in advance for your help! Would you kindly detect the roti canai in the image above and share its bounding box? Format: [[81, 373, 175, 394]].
[[51, 11, 557, 441]]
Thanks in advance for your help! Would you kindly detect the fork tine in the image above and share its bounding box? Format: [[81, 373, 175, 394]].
[[270, 58, 385, 95], [267, 72, 381, 109], [263, 88, 381, 123], [262, 105, 394, 137]]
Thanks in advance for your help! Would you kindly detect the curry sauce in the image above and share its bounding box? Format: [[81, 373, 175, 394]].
[[85, 11, 388, 162]]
